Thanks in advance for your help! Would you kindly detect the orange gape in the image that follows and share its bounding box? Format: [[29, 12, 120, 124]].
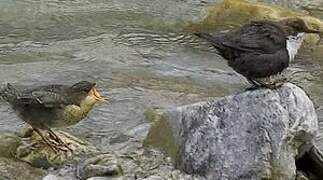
[[89, 86, 106, 102]]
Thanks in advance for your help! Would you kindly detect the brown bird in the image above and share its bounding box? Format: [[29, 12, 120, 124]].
[[194, 18, 321, 88], [0, 81, 106, 152]]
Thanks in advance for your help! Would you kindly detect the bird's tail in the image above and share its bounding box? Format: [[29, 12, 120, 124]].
[[0, 83, 20, 103], [194, 32, 225, 50]]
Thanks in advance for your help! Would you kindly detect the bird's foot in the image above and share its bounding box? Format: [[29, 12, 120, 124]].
[[47, 131, 73, 153], [245, 85, 261, 91], [41, 137, 60, 153], [249, 75, 288, 90], [46, 138, 72, 153], [33, 128, 72, 153]]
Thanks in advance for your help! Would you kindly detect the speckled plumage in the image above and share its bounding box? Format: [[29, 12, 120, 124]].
[[0, 81, 103, 152], [1, 81, 98, 129]]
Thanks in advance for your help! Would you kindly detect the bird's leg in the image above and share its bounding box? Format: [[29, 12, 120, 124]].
[[254, 79, 276, 89], [245, 78, 262, 90], [33, 128, 59, 153], [247, 78, 260, 86], [271, 73, 288, 86], [256, 74, 287, 89], [47, 128, 72, 152]]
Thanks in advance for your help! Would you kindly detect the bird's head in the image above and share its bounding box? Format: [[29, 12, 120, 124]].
[[70, 81, 106, 104], [280, 17, 321, 35]]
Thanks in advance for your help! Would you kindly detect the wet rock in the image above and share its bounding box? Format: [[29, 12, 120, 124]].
[[43, 142, 201, 179], [0, 132, 21, 158], [296, 144, 323, 179], [249, 0, 322, 9], [140, 175, 164, 180], [114, 144, 203, 180], [43, 174, 60, 180], [78, 153, 123, 179], [15, 129, 97, 168], [296, 171, 310, 180], [189, 0, 323, 46], [145, 83, 318, 180], [0, 157, 46, 180], [86, 177, 123, 180]]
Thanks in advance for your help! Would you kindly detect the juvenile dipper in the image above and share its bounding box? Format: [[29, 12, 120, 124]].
[[0, 81, 105, 152]]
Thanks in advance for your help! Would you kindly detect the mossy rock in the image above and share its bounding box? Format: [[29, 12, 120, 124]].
[[0, 132, 21, 158], [0, 157, 46, 180], [187, 0, 323, 45], [143, 108, 179, 161], [15, 129, 98, 168]]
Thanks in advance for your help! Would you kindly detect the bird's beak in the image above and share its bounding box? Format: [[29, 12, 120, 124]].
[[90, 87, 108, 103]]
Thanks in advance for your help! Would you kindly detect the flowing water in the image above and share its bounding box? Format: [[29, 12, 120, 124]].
[[0, 0, 322, 152]]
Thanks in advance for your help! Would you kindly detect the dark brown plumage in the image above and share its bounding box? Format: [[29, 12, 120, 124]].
[[194, 18, 320, 87]]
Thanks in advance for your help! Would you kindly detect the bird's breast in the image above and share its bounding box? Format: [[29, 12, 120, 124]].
[[286, 33, 304, 62]]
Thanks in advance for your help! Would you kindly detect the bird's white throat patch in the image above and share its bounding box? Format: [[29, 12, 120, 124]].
[[286, 33, 304, 62]]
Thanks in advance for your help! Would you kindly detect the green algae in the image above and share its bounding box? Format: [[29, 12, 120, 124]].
[[143, 108, 179, 161], [185, 0, 322, 46]]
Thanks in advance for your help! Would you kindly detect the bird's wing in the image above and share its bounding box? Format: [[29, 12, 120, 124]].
[[222, 21, 287, 53], [17, 90, 69, 108], [0, 83, 21, 103]]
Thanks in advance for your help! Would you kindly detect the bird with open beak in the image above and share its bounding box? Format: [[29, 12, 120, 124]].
[[0, 81, 106, 152], [194, 17, 321, 88]]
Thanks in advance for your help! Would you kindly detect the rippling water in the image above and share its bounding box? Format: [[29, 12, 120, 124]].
[[0, 0, 323, 151]]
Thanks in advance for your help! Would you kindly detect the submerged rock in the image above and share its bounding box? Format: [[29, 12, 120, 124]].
[[145, 83, 318, 180]]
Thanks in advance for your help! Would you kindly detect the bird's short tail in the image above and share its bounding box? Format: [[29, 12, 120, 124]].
[[194, 32, 225, 50], [0, 83, 20, 103]]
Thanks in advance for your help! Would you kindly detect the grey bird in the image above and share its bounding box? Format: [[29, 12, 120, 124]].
[[0, 81, 105, 152]]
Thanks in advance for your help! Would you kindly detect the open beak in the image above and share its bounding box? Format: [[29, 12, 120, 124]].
[[89, 86, 108, 103]]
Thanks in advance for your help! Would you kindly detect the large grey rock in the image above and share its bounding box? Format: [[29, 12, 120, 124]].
[[144, 83, 318, 180]]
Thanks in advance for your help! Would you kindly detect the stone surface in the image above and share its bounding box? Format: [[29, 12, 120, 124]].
[[296, 144, 323, 179], [145, 83, 318, 180], [140, 175, 164, 180], [43, 174, 60, 180], [0, 157, 46, 180], [252, 0, 322, 9], [15, 129, 98, 168], [78, 153, 123, 179], [38, 142, 200, 180], [0, 132, 21, 158], [86, 177, 124, 180]]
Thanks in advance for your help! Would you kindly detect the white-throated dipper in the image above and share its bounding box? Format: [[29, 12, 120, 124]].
[[194, 18, 321, 88], [0, 81, 106, 152]]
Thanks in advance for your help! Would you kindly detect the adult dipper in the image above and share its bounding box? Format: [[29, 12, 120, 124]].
[[194, 18, 320, 88], [0, 81, 106, 152]]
